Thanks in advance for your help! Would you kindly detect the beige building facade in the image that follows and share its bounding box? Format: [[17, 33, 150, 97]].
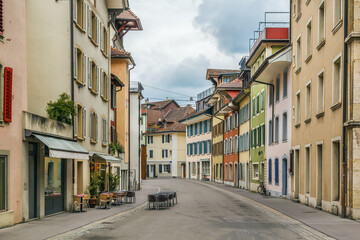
[[291, 0, 344, 215]]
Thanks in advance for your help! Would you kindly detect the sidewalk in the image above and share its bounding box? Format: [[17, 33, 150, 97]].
[[0, 181, 159, 240], [199, 180, 360, 240]]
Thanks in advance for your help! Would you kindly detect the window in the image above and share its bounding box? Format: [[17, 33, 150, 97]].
[[203, 141, 208, 154], [269, 120, 273, 145], [332, 139, 341, 201], [199, 122, 203, 134], [194, 143, 197, 155], [102, 118, 107, 145], [220, 163, 223, 179], [190, 125, 193, 136], [261, 91, 265, 110], [306, 20, 312, 59], [101, 24, 108, 56], [262, 125, 265, 146], [276, 76, 280, 102], [295, 92, 301, 126], [283, 70, 288, 98], [90, 111, 98, 142], [192, 162, 196, 175], [74, 0, 86, 30], [269, 84, 274, 106], [333, 0, 342, 27], [204, 120, 208, 132], [275, 116, 279, 144], [0, 0, 4, 37], [296, 36, 301, 70], [190, 143, 193, 155], [195, 123, 198, 135], [88, 59, 99, 94], [282, 112, 288, 141], [164, 164, 171, 173], [0, 156, 6, 211], [305, 146, 311, 194], [254, 128, 257, 148], [317, 71, 324, 114], [253, 163, 259, 179], [332, 54, 342, 107], [229, 163, 233, 181], [296, 0, 301, 17], [149, 150, 153, 159], [88, 9, 98, 45], [208, 140, 211, 153], [111, 84, 116, 109], [275, 158, 279, 185], [74, 47, 86, 85], [252, 97, 255, 116], [199, 142, 202, 154], [75, 104, 86, 139], [147, 136, 153, 144], [100, 70, 109, 101], [268, 159, 272, 184], [318, 1, 325, 43], [256, 95, 260, 114], [258, 126, 261, 146], [305, 82, 311, 120]]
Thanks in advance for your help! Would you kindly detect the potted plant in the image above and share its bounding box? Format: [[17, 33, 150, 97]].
[[108, 172, 120, 192], [86, 173, 101, 208], [109, 142, 116, 155], [116, 143, 124, 157]]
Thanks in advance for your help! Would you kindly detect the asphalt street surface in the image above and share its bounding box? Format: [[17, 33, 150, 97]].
[[77, 178, 308, 240]]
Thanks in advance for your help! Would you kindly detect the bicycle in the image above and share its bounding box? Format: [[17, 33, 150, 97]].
[[257, 180, 266, 195]]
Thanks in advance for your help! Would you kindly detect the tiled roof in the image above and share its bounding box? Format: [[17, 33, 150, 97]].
[[207, 69, 240, 79], [111, 47, 131, 58], [151, 121, 186, 133], [147, 110, 164, 123], [164, 106, 195, 121], [116, 10, 139, 21], [178, 107, 210, 122], [142, 100, 179, 110]]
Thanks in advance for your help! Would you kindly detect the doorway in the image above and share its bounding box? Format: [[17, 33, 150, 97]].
[[29, 143, 38, 219], [44, 158, 64, 216], [77, 161, 83, 194], [316, 144, 323, 207], [282, 158, 288, 196], [294, 149, 300, 199], [234, 164, 239, 188], [197, 162, 200, 180]]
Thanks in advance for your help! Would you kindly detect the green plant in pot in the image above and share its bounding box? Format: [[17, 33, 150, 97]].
[[109, 142, 116, 155], [108, 172, 120, 192], [86, 172, 101, 207], [116, 143, 124, 157]]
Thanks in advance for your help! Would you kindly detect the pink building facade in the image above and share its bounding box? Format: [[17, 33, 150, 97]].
[[0, 0, 27, 227]]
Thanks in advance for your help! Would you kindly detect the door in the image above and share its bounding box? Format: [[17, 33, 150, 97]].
[[188, 163, 191, 179], [146, 165, 149, 178], [197, 162, 200, 180], [182, 165, 186, 178], [282, 158, 287, 195], [316, 145, 323, 207], [77, 161, 83, 194], [246, 163, 250, 189], [29, 143, 38, 219], [234, 164, 239, 188], [121, 170, 127, 190], [45, 158, 64, 216]]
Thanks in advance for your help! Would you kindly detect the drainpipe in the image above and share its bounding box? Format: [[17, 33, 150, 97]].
[[128, 63, 136, 190], [341, 0, 348, 218], [138, 94, 141, 189], [70, 0, 75, 138]]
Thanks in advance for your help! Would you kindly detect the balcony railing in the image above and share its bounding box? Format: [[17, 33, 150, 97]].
[[197, 86, 215, 101], [130, 81, 144, 92]]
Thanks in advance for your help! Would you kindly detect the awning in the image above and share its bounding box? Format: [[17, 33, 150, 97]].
[[33, 134, 89, 160], [93, 153, 122, 163]]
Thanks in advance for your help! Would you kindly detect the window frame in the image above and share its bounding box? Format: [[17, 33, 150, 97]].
[[332, 52, 342, 109], [317, 69, 325, 116]]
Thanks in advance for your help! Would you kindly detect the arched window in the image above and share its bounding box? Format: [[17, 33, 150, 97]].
[[225, 164, 228, 180], [268, 159, 272, 184], [229, 163, 233, 181], [239, 163, 243, 181]]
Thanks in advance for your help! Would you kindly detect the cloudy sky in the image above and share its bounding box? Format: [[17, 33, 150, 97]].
[[125, 0, 289, 106]]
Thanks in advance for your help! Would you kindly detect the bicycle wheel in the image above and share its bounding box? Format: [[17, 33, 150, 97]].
[[257, 185, 263, 195]]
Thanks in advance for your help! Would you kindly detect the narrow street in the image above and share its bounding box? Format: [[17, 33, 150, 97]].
[[75, 178, 328, 240]]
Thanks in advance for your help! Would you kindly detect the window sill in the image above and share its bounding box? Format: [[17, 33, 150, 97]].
[[75, 22, 86, 33], [90, 89, 98, 96], [295, 123, 301, 128], [282, 139, 288, 143], [295, 67, 301, 74], [76, 136, 85, 141], [90, 140, 98, 144], [295, 12, 302, 22], [90, 37, 98, 47], [316, 111, 324, 118], [332, 19, 343, 35], [75, 79, 85, 87], [331, 102, 342, 111], [304, 117, 311, 124], [101, 96, 108, 102], [305, 0, 311, 5], [102, 51, 108, 59], [305, 54, 312, 64], [316, 38, 326, 51]]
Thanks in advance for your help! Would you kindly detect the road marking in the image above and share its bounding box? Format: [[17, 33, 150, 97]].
[[195, 181, 334, 240]]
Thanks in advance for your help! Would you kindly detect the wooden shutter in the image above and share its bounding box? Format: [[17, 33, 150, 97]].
[[100, 24, 104, 52], [107, 75, 110, 101], [73, 46, 77, 80], [74, 105, 78, 137], [82, 108, 86, 139], [3, 67, 13, 122], [73, 0, 77, 22], [112, 85, 116, 108], [95, 114, 98, 141], [159, 164, 162, 173], [0, 0, 4, 35], [96, 65, 99, 93], [87, 6, 92, 38], [82, 1, 86, 30], [82, 54, 86, 85], [100, 68, 104, 97], [88, 59, 92, 89], [96, 18, 99, 44]]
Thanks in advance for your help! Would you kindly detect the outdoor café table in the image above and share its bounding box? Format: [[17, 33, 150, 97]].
[[74, 194, 88, 212]]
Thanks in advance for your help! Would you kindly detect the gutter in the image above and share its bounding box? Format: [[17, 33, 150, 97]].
[[341, 0, 348, 218]]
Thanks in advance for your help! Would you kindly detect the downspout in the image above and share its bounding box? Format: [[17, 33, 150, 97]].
[[70, 0, 75, 138], [138, 94, 141, 189], [128, 63, 136, 190], [341, 0, 348, 218]]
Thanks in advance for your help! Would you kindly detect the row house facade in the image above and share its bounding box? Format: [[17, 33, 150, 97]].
[[180, 107, 212, 180]]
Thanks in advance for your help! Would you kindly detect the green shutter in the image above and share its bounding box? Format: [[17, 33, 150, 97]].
[[262, 125, 265, 145]]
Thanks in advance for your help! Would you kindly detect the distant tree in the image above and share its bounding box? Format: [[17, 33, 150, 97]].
[[46, 93, 76, 125]]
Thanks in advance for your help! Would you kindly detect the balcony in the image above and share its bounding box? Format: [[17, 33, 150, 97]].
[[197, 86, 215, 101], [130, 81, 144, 93]]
